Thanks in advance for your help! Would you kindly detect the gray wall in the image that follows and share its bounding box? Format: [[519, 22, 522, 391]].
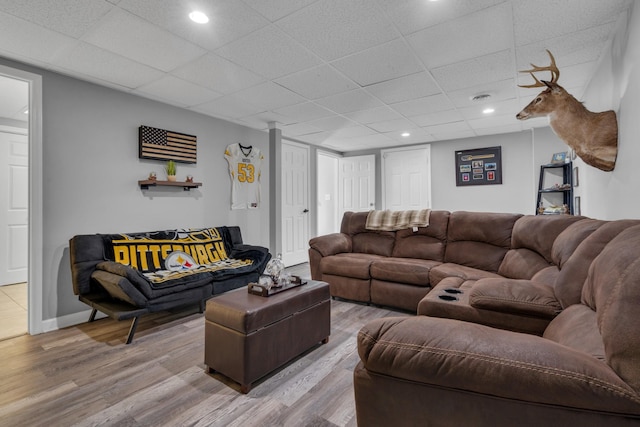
[[578, 4, 640, 219], [347, 128, 567, 215], [0, 56, 271, 321]]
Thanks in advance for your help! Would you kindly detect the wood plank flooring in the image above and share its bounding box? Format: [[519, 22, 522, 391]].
[[0, 266, 409, 427]]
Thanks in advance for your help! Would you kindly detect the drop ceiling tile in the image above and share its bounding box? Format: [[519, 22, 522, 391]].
[[275, 64, 359, 100], [276, 0, 399, 61], [82, 8, 205, 72], [135, 75, 222, 107], [513, 0, 631, 46], [458, 99, 520, 121], [118, 0, 269, 51], [192, 95, 266, 120], [365, 72, 441, 104], [0, 0, 113, 38], [323, 133, 395, 151], [281, 122, 324, 137], [216, 25, 321, 80], [367, 117, 416, 133], [391, 93, 454, 117], [331, 39, 423, 86], [384, 127, 433, 143], [230, 81, 305, 111], [298, 131, 334, 144], [467, 113, 520, 130], [307, 115, 358, 131], [171, 54, 264, 95], [423, 121, 472, 135], [344, 106, 403, 124], [52, 42, 164, 89], [315, 89, 384, 114], [409, 109, 463, 127], [431, 50, 514, 92], [447, 79, 516, 109], [273, 102, 334, 122], [407, 3, 512, 69], [0, 11, 77, 63], [330, 126, 377, 139], [242, 0, 318, 22], [516, 23, 615, 71], [239, 111, 296, 129], [375, 0, 505, 36]]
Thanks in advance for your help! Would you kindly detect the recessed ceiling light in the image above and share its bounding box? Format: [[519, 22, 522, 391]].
[[483, 108, 495, 114], [189, 11, 209, 24], [401, 132, 411, 137]]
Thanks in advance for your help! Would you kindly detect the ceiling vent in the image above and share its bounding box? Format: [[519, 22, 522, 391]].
[[470, 93, 492, 102]]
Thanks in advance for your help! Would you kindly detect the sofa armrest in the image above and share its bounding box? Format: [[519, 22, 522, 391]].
[[91, 268, 148, 307], [469, 278, 561, 319], [357, 316, 640, 414], [309, 233, 352, 257]]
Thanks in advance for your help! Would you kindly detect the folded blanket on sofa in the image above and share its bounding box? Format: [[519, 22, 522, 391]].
[[366, 209, 431, 231]]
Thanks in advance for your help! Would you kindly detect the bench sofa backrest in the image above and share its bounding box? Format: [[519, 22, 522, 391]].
[[545, 225, 640, 394], [391, 210, 449, 261], [498, 215, 583, 280], [340, 211, 396, 257], [444, 211, 522, 273]]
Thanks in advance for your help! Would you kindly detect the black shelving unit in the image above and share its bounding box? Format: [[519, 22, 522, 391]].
[[536, 162, 573, 215]]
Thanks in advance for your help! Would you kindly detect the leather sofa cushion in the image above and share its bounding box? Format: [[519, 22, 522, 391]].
[[429, 263, 501, 286], [320, 253, 385, 279], [468, 278, 561, 319], [510, 215, 583, 263], [391, 210, 449, 260], [543, 304, 605, 361], [340, 211, 396, 256], [497, 248, 551, 280], [370, 258, 440, 287], [357, 316, 640, 415]]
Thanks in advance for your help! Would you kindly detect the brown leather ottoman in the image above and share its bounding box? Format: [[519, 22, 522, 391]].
[[204, 280, 330, 393]]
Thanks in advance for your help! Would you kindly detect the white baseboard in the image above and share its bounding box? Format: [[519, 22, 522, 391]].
[[41, 309, 108, 333]]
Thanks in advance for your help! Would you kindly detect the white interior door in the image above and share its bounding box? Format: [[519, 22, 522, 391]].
[[339, 155, 375, 215], [0, 131, 28, 286], [317, 151, 339, 235], [382, 145, 431, 211], [281, 141, 310, 266]]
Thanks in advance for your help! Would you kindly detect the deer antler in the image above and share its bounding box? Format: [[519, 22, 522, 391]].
[[518, 49, 560, 88]]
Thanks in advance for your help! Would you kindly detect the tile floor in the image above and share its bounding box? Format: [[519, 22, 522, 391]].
[[0, 282, 27, 340]]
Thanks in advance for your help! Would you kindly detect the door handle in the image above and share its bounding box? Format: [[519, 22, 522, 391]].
[[302, 209, 309, 213]]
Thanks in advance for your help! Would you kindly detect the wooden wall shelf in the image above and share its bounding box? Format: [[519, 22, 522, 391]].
[[138, 180, 202, 191]]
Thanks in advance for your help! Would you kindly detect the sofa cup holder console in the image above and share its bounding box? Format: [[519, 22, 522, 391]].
[[438, 294, 458, 301], [443, 288, 463, 294]]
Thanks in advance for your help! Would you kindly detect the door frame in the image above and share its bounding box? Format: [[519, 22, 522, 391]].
[[0, 64, 43, 335], [381, 144, 432, 210], [316, 150, 340, 236]]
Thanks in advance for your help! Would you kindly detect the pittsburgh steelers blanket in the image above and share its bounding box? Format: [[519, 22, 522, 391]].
[[101, 227, 261, 287]]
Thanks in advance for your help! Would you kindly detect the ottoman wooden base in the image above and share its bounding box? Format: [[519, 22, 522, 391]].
[[204, 280, 330, 393]]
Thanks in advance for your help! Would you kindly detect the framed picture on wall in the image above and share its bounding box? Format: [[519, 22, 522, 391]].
[[455, 146, 503, 186], [551, 152, 566, 164]]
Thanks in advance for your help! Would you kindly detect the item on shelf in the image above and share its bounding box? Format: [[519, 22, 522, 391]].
[[186, 175, 193, 183], [148, 171, 157, 181], [165, 160, 177, 181]]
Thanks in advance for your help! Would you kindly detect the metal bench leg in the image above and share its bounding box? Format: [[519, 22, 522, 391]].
[[125, 317, 140, 344], [88, 308, 98, 322]]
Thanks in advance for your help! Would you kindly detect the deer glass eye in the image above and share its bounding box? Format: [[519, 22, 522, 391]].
[[535, 97, 542, 104]]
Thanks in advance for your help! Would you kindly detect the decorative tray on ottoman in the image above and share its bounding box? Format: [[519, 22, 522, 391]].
[[248, 275, 307, 297]]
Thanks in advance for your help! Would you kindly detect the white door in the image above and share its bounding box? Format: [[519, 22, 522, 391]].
[[281, 141, 310, 266], [0, 132, 28, 286], [382, 145, 431, 211], [339, 155, 375, 215], [317, 151, 339, 235]]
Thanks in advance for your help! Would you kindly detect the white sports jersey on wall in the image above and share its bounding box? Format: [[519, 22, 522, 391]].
[[224, 143, 264, 210]]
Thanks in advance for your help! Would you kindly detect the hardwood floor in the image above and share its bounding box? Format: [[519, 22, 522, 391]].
[[0, 266, 409, 427]]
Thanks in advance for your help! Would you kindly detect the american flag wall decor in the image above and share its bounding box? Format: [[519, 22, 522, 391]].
[[139, 125, 197, 164]]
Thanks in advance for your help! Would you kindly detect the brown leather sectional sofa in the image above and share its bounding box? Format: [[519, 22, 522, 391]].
[[308, 210, 640, 426]]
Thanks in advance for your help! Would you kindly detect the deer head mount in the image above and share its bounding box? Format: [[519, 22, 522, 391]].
[[516, 50, 618, 172]]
